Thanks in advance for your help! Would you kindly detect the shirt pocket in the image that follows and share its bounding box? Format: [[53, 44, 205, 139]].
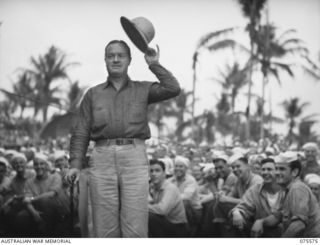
[[129, 102, 145, 123], [93, 107, 108, 128]]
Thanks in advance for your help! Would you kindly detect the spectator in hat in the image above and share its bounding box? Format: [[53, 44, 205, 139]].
[[212, 155, 263, 237], [0, 157, 11, 206], [301, 142, 320, 178], [191, 164, 205, 186], [231, 158, 285, 237], [1, 153, 35, 235], [304, 173, 320, 204], [272, 152, 320, 237], [156, 145, 174, 178], [13, 153, 63, 237], [213, 155, 237, 196], [148, 159, 187, 237], [169, 156, 202, 236]]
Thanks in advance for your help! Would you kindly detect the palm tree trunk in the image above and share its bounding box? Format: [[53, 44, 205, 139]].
[[191, 53, 198, 144], [260, 74, 267, 141]]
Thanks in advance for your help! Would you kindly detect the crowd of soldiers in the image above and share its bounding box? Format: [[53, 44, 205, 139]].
[[0, 139, 320, 238]]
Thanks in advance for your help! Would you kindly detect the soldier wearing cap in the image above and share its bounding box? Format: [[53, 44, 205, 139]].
[[274, 152, 320, 237], [301, 142, 320, 178], [67, 17, 180, 238]]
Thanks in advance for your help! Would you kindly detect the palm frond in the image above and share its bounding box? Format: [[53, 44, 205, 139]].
[[197, 27, 238, 48]]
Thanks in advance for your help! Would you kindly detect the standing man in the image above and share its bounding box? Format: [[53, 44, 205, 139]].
[[67, 40, 180, 237]]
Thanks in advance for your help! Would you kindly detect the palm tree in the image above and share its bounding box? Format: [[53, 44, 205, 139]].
[[237, 0, 267, 140], [254, 24, 318, 140], [191, 27, 238, 142], [65, 81, 86, 113], [25, 46, 79, 122], [11, 71, 34, 118], [148, 100, 176, 138], [212, 61, 249, 113], [281, 97, 310, 144]]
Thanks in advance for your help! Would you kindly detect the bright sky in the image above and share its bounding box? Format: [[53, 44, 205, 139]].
[[0, 0, 319, 136]]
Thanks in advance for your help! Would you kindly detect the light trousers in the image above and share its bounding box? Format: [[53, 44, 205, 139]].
[[89, 140, 149, 237]]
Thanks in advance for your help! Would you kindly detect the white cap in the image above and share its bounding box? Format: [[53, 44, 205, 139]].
[[202, 163, 215, 174], [229, 153, 245, 165], [174, 156, 190, 168], [275, 151, 299, 164], [213, 154, 229, 164], [302, 142, 319, 152], [0, 157, 9, 167], [11, 152, 27, 163], [304, 173, 320, 185]]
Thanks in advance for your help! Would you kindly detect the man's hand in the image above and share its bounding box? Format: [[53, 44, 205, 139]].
[[232, 209, 246, 230], [251, 219, 264, 237], [66, 168, 80, 184], [144, 45, 160, 66]]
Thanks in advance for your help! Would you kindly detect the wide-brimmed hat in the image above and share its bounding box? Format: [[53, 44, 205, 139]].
[[120, 16, 155, 53]]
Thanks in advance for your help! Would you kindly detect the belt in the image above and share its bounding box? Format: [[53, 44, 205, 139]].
[[96, 138, 135, 146]]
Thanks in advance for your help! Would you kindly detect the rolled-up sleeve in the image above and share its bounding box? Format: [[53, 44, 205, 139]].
[[149, 187, 179, 216], [233, 186, 256, 220], [148, 63, 181, 103], [69, 89, 92, 169], [286, 188, 310, 225]]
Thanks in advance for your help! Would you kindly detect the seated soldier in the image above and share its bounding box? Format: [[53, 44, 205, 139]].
[[273, 152, 320, 237], [0, 157, 12, 234], [212, 155, 263, 237], [14, 153, 64, 237], [148, 159, 187, 237], [1, 153, 35, 235], [304, 174, 320, 204], [231, 158, 285, 237], [213, 155, 237, 196], [301, 142, 320, 178], [191, 164, 205, 186], [169, 156, 202, 235]]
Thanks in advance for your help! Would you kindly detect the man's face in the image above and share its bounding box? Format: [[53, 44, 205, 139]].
[[55, 157, 68, 170], [150, 164, 165, 185], [261, 162, 276, 184], [192, 156, 202, 165], [105, 43, 131, 76], [174, 162, 187, 179], [308, 183, 320, 199], [192, 165, 203, 181], [304, 148, 317, 163], [33, 159, 48, 178], [214, 160, 228, 179], [275, 162, 293, 187], [232, 159, 249, 180], [252, 163, 262, 175], [12, 157, 26, 174]]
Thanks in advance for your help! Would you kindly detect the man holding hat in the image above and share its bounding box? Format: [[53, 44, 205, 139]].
[[274, 152, 320, 237], [67, 16, 180, 237]]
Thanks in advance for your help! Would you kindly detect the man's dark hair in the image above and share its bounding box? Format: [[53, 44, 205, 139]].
[[238, 157, 249, 165], [261, 158, 275, 165], [213, 158, 227, 165], [289, 160, 302, 177], [105, 40, 132, 60], [149, 159, 166, 172]]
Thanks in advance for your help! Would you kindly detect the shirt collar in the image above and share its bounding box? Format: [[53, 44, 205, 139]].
[[104, 75, 132, 89]]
